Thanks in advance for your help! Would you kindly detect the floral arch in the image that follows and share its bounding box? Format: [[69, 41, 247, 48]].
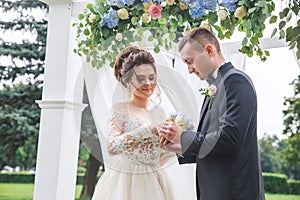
[[74, 0, 300, 68]]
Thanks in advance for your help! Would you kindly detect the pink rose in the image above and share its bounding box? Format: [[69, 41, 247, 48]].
[[149, 4, 163, 19]]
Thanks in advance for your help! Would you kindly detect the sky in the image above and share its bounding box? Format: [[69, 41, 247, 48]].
[[245, 47, 300, 139]]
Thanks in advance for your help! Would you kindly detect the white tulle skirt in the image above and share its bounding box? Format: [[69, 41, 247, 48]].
[[92, 159, 179, 200]]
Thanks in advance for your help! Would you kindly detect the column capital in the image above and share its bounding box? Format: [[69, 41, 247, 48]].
[[36, 100, 87, 111]]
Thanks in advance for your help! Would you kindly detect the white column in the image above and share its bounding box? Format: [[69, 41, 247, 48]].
[[33, 2, 86, 200]]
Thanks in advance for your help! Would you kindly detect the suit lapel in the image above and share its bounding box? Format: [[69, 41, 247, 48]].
[[198, 96, 210, 130], [197, 62, 234, 131]]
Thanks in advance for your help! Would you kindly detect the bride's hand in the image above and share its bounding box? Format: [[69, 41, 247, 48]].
[[159, 122, 182, 144], [151, 127, 158, 136]]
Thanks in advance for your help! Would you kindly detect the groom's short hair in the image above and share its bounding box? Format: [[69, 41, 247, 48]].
[[178, 27, 221, 54]]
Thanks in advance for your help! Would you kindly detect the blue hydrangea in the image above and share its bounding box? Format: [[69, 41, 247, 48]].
[[101, 9, 119, 29], [189, 1, 206, 19], [220, 0, 238, 12], [141, 0, 152, 2], [107, 0, 135, 6], [107, 0, 118, 6], [204, 0, 218, 11], [124, 0, 135, 5]]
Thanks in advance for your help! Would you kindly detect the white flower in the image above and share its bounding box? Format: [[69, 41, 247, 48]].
[[208, 84, 217, 96], [115, 33, 123, 41], [166, 0, 175, 6], [234, 6, 247, 19], [117, 8, 129, 20], [88, 14, 96, 23], [166, 112, 194, 131], [217, 9, 228, 21], [141, 12, 151, 23], [174, 115, 187, 126], [131, 17, 138, 25], [179, 1, 188, 10], [200, 20, 210, 31]]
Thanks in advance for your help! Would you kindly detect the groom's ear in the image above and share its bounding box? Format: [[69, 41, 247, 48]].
[[204, 44, 214, 56]]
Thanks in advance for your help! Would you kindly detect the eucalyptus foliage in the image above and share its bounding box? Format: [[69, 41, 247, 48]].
[[74, 0, 278, 68]]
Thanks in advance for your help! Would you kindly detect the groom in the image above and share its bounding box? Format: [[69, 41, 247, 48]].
[[159, 27, 265, 200]]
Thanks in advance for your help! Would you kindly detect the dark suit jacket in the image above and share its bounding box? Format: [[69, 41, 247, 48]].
[[179, 63, 265, 200]]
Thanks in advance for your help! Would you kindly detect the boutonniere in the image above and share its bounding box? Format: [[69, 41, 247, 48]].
[[199, 84, 217, 109]]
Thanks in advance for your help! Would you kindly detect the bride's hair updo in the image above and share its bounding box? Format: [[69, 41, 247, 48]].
[[114, 46, 141, 84], [114, 46, 156, 88]]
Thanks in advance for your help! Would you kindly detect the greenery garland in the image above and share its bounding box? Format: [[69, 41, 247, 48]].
[[73, 0, 299, 68]]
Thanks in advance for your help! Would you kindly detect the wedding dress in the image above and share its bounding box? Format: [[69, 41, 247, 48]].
[[92, 102, 180, 200]]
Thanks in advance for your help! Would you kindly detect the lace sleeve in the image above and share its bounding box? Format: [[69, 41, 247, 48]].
[[160, 149, 176, 166], [106, 108, 151, 155]]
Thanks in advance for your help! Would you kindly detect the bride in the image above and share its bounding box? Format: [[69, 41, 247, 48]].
[[92, 46, 181, 200]]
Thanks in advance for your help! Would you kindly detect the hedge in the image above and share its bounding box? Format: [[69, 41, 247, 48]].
[[0, 172, 299, 194], [288, 180, 300, 194], [0, 172, 34, 183], [263, 172, 289, 194], [0, 172, 84, 184]]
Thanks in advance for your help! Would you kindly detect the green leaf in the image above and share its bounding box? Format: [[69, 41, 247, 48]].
[[270, 28, 277, 38], [279, 21, 286, 30], [286, 13, 292, 22], [158, 18, 167, 25], [208, 12, 218, 25], [83, 29, 90, 36], [264, 50, 270, 56], [148, 35, 154, 41], [286, 26, 293, 41], [137, 29, 144, 37], [86, 3, 93, 10], [154, 45, 160, 53], [297, 50, 300, 60], [250, 36, 259, 45], [279, 8, 289, 19], [256, 0, 266, 7], [242, 38, 248, 46], [246, 30, 252, 38], [269, 15, 277, 24], [79, 14, 84, 20], [292, 27, 300, 38], [279, 30, 285, 40], [289, 42, 296, 50], [248, 7, 256, 14], [291, 4, 299, 15], [102, 28, 110, 37], [169, 32, 176, 41]]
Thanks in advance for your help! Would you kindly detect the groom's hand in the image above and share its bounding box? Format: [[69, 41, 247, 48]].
[[158, 122, 182, 146]]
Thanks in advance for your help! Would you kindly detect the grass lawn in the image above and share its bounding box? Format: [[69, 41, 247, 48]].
[[0, 183, 82, 200], [0, 183, 299, 200], [266, 193, 300, 200]]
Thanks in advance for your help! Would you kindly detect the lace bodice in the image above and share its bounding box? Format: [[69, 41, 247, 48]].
[[107, 103, 174, 167]]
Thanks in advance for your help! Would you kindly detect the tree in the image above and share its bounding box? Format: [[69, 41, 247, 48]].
[[0, 0, 47, 83], [0, 0, 48, 169], [0, 83, 42, 169], [258, 133, 282, 173], [282, 75, 300, 179]]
